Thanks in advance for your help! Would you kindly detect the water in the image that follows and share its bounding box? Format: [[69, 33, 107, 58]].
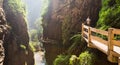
[[34, 51, 46, 65]]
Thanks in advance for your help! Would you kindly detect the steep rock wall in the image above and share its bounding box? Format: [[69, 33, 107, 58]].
[[2, 0, 34, 65], [0, 7, 9, 65], [43, 0, 101, 65], [42, 0, 63, 65]]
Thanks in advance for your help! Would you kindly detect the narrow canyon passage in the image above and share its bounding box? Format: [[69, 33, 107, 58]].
[[2, 0, 120, 65], [22, 0, 48, 65]]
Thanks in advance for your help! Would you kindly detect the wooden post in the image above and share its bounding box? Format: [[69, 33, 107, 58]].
[[82, 23, 84, 38], [88, 26, 91, 46], [108, 28, 118, 63], [86, 17, 93, 48], [87, 26, 95, 48], [118, 58, 120, 65]]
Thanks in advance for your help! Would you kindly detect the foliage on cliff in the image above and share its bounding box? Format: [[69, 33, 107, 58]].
[[54, 51, 95, 65], [54, 54, 70, 65], [8, 0, 26, 16], [3, 0, 34, 65], [53, 33, 94, 65], [62, 15, 72, 45], [28, 0, 49, 52], [97, 0, 120, 30], [68, 34, 86, 54]]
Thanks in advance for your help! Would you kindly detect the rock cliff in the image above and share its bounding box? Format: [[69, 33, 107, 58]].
[[43, 0, 101, 65], [0, 7, 9, 65], [2, 0, 34, 65]]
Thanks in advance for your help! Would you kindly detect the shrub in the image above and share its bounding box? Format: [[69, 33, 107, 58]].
[[79, 51, 95, 65], [54, 54, 70, 65], [69, 55, 80, 65]]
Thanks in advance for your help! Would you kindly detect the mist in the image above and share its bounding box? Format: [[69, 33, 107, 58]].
[[21, 0, 49, 65], [22, 0, 43, 29]]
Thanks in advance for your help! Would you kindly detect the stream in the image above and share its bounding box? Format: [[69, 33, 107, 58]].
[[34, 51, 46, 65]]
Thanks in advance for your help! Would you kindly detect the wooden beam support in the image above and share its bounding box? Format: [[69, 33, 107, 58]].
[[82, 23, 84, 38], [87, 25, 94, 48], [108, 28, 118, 63], [91, 27, 108, 36], [118, 58, 120, 65]]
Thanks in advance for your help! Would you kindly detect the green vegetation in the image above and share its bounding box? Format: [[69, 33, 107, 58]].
[[29, 29, 42, 52], [20, 44, 26, 50], [53, 33, 95, 65], [68, 34, 86, 54], [41, 0, 49, 16], [8, 0, 26, 16], [69, 55, 79, 65], [29, 29, 39, 42], [97, 0, 120, 30], [29, 41, 40, 52], [54, 54, 71, 65], [54, 51, 95, 65], [79, 51, 95, 65], [48, 0, 120, 65], [34, 18, 43, 35], [62, 15, 72, 45], [28, 0, 49, 52], [29, 18, 43, 52]]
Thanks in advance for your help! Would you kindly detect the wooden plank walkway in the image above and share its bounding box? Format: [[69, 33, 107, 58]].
[[82, 23, 120, 65]]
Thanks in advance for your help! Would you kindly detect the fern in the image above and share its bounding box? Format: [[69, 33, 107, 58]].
[[68, 34, 86, 54], [53, 54, 70, 65]]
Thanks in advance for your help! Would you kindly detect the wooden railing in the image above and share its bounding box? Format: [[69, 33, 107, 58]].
[[82, 23, 120, 64]]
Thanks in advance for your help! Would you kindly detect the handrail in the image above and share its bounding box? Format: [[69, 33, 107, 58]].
[[113, 28, 120, 35], [90, 27, 108, 36], [82, 23, 120, 63]]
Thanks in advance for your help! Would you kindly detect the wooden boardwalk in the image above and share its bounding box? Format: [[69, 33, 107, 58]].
[[82, 23, 120, 65]]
